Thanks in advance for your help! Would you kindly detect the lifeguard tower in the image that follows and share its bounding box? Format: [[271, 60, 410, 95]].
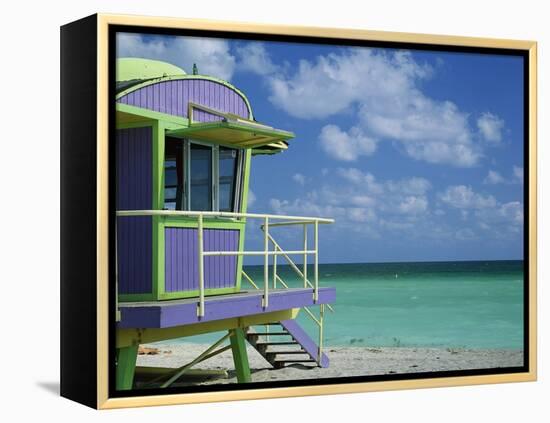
[[115, 58, 336, 390]]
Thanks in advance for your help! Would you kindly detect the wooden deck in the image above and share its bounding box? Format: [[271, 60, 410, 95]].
[[118, 287, 335, 329]]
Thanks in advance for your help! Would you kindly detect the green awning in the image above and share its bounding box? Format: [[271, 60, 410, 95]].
[[166, 118, 294, 150]]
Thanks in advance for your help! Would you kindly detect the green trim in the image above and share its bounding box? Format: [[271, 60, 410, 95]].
[[116, 103, 188, 130], [116, 344, 138, 390], [156, 217, 245, 300], [163, 217, 245, 229], [116, 74, 254, 120], [116, 120, 157, 130], [234, 149, 252, 291], [152, 121, 165, 211], [158, 286, 238, 300], [119, 293, 156, 302], [240, 149, 252, 215], [152, 121, 165, 300], [116, 308, 299, 347], [117, 58, 186, 82], [166, 121, 294, 149], [229, 328, 251, 383]]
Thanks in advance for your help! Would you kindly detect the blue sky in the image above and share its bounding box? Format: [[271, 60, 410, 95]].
[[117, 33, 525, 264]]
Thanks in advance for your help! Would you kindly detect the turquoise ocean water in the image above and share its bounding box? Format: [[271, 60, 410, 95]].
[[169, 261, 524, 350]]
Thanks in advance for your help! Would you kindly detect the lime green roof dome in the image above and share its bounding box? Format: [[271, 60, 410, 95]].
[[116, 58, 186, 82]]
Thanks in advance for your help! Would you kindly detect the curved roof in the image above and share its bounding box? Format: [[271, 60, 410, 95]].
[[116, 58, 186, 82]]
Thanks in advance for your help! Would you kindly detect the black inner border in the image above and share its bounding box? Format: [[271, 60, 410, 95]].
[[107, 24, 530, 399]]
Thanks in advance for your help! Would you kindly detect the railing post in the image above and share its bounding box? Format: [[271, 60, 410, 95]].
[[263, 216, 269, 308], [303, 223, 308, 288], [197, 214, 205, 317], [314, 220, 319, 303], [318, 304, 325, 366], [273, 245, 277, 290], [115, 219, 121, 322]]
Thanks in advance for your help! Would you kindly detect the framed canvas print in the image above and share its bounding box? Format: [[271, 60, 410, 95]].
[[60, 14, 537, 409]]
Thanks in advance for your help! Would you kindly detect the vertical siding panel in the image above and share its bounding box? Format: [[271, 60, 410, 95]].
[[225, 230, 230, 288], [222, 230, 228, 287], [208, 82, 215, 122], [160, 82, 166, 114], [173, 80, 183, 116], [214, 83, 220, 116], [231, 230, 238, 287], [176, 228, 182, 292], [217, 230, 222, 288], [183, 81, 190, 118], [199, 80, 205, 122], [140, 85, 146, 110], [214, 229, 220, 288], [228, 230, 234, 287], [185, 228, 191, 291], [118, 80, 250, 119], [162, 228, 239, 293], [205, 229, 212, 288], [192, 228, 198, 290], [193, 80, 199, 121], [128, 218, 135, 293], [231, 91, 237, 117], [169, 80, 175, 116], [178, 227, 184, 292], [164, 229, 171, 293], [116, 127, 153, 295]]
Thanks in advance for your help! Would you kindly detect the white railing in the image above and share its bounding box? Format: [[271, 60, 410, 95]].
[[116, 210, 334, 318]]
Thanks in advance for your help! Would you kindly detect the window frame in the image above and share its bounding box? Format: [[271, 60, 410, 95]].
[[164, 137, 243, 213]]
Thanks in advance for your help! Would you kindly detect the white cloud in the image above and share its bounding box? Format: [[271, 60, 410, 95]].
[[513, 166, 524, 183], [438, 185, 523, 239], [268, 48, 431, 119], [117, 33, 236, 81], [348, 207, 378, 223], [386, 177, 432, 195], [319, 125, 377, 161], [235, 43, 279, 76], [265, 47, 485, 167], [477, 112, 505, 144], [359, 99, 480, 167], [270, 168, 523, 244], [484, 170, 505, 185], [482, 166, 524, 185], [500, 202, 524, 225], [247, 189, 256, 207], [270, 168, 432, 242], [398, 196, 428, 215], [455, 228, 477, 241], [475, 201, 524, 226], [292, 173, 306, 186], [439, 185, 497, 209], [350, 195, 376, 207], [337, 168, 384, 194]]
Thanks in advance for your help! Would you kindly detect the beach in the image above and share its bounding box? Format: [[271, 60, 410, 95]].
[[134, 343, 523, 387], [132, 261, 524, 388]]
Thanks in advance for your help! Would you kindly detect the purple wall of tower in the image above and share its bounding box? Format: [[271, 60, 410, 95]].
[[118, 78, 251, 121], [116, 126, 153, 295], [165, 228, 239, 293]]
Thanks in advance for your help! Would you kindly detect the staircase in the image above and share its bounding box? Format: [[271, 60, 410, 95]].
[[246, 319, 329, 368]]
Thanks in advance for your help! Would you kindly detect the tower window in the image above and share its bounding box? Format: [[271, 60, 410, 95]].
[[164, 137, 243, 212]]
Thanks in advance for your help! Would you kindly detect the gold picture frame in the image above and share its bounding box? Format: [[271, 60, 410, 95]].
[[60, 13, 537, 409]]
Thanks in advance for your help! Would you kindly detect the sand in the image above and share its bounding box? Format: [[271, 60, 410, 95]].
[[134, 343, 523, 388]]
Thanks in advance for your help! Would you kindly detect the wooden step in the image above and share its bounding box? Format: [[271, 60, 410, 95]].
[[273, 359, 317, 363], [266, 351, 308, 356], [254, 341, 298, 346], [247, 332, 290, 337]]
